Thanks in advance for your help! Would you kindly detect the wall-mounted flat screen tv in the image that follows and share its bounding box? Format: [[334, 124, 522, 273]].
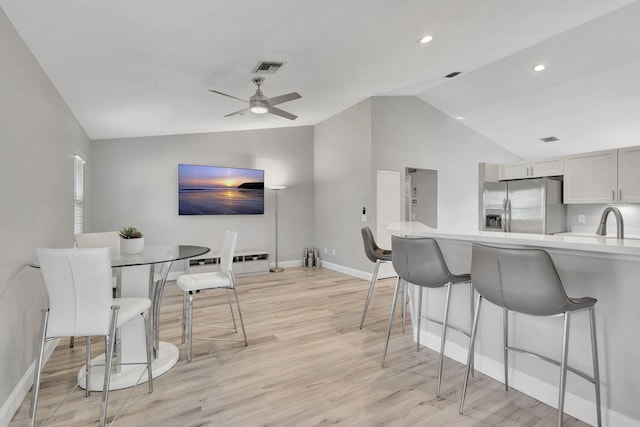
[[178, 164, 264, 215]]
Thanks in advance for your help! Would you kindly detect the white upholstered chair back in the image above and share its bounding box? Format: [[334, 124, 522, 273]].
[[75, 231, 120, 254], [219, 230, 238, 278], [36, 247, 113, 337]]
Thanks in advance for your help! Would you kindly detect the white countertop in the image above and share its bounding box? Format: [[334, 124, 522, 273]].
[[387, 221, 640, 257]]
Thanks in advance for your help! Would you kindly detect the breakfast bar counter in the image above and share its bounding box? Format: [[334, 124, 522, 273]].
[[387, 221, 640, 426]]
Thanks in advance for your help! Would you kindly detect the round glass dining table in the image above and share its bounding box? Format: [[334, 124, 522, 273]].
[[102, 244, 210, 390], [33, 244, 210, 391]]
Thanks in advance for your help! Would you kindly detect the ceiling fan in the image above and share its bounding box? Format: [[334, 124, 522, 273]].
[[209, 77, 301, 120]]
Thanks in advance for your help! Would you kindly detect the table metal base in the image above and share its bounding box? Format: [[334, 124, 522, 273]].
[[77, 342, 179, 391]]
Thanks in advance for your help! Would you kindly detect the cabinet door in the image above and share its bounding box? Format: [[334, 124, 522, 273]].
[[531, 157, 563, 177], [563, 149, 618, 204], [618, 145, 640, 202], [499, 161, 530, 180]]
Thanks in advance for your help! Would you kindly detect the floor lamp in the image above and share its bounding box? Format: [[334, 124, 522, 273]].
[[269, 185, 286, 272]]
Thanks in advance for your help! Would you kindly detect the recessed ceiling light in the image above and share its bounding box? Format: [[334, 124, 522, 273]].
[[418, 35, 434, 44], [533, 64, 546, 72], [456, 116, 465, 120]]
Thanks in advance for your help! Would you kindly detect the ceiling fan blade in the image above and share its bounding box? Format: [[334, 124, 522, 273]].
[[267, 92, 301, 106], [224, 107, 250, 117], [268, 106, 297, 120], [208, 89, 247, 103]]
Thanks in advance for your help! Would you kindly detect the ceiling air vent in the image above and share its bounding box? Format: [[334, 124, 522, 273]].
[[540, 136, 559, 143], [252, 61, 285, 75], [445, 71, 462, 78]]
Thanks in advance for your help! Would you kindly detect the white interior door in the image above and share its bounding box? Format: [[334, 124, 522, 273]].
[[376, 169, 401, 278]]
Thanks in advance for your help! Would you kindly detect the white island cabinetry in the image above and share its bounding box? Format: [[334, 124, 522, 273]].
[[387, 221, 640, 427]]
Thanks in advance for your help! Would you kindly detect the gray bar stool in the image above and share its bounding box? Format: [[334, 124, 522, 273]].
[[382, 235, 474, 398], [460, 243, 601, 427], [359, 227, 393, 329]]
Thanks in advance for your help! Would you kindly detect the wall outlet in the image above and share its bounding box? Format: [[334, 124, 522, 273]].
[[578, 214, 586, 224], [323, 248, 327, 254], [332, 249, 336, 256]]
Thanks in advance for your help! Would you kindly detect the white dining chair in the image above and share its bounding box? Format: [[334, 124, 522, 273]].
[[72, 231, 121, 348], [30, 247, 153, 427], [74, 231, 121, 254], [176, 230, 248, 362]]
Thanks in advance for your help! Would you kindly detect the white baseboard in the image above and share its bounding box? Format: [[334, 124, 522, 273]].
[[0, 338, 59, 427], [416, 328, 636, 427], [318, 260, 371, 280]]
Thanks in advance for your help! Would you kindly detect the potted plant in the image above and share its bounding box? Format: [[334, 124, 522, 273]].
[[119, 226, 144, 254]]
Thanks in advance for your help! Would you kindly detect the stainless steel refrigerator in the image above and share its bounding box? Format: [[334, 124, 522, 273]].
[[482, 177, 566, 234]]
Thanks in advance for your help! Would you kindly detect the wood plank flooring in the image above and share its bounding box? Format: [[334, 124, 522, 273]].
[[10, 267, 587, 426]]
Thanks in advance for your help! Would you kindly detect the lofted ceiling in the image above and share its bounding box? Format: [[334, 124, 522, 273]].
[[2, 0, 639, 159]]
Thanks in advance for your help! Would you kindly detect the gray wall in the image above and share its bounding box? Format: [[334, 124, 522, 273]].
[[314, 99, 373, 273], [0, 8, 91, 422], [313, 96, 520, 274], [89, 127, 315, 267], [371, 96, 520, 231]]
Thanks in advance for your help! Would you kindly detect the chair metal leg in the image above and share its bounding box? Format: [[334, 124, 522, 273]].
[[100, 306, 120, 427], [144, 312, 154, 393], [589, 307, 602, 427], [85, 336, 91, 397], [232, 285, 248, 346], [29, 309, 49, 427], [436, 282, 452, 398], [557, 312, 571, 427], [187, 293, 194, 362], [360, 259, 381, 329], [181, 292, 187, 344], [460, 295, 482, 414], [381, 276, 402, 367], [503, 308, 509, 391], [226, 289, 238, 332], [416, 286, 423, 351]]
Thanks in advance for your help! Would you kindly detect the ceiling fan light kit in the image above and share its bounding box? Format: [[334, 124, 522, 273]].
[[209, 76, 301, 120]]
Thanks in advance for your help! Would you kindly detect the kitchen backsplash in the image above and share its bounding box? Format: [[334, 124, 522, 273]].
[[566, 204, 640, 232]]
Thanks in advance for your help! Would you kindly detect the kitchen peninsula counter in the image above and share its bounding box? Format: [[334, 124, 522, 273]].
[[388, 221, 640, 257], [386, 221, 640, 427]]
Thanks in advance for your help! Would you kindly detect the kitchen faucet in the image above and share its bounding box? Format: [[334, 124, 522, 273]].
[[595, 206, 624, 239]]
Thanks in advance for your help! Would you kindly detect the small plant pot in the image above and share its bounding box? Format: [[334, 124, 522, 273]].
[[121, 237, 144, 254]]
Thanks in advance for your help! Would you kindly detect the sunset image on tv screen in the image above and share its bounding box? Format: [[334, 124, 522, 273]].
[[178, 164, 264, 215]]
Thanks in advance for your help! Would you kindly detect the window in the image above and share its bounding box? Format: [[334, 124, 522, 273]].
[[73, 155, 85, 234]]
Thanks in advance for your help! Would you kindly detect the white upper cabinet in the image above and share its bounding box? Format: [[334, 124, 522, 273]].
[[618, 145, 640, 203], [499, 157, 564, 180], [563, 149, 618, 204]]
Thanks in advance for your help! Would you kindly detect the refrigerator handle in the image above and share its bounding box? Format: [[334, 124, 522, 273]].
[[502, 198, 508, 232]]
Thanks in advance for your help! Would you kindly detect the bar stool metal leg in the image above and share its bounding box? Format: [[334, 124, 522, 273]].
[[460, 295, 483, 414], [436, 282, 453, 398], [416, 286, 423, 351], [401, 279, 407, 334], [590, 306, 602, 427], [360, 259, 381, 329], [557, 312, 571, 427], [503, 308, 509, 391], [381, 276, 402, 366]]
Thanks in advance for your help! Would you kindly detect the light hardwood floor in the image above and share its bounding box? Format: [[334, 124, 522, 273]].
[[11, 267, 587, 426]]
